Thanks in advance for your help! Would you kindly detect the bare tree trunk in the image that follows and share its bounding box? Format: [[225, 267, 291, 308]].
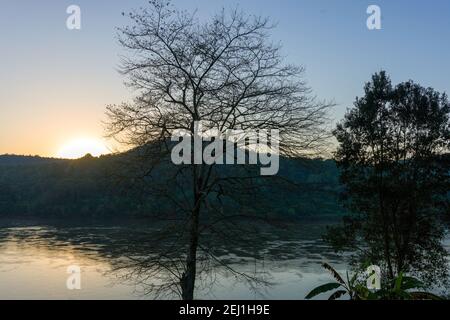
[[181, 204, 200, 300], [379, 155, 394, 280]]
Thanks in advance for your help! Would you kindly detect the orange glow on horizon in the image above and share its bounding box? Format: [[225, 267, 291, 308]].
[[56, 138, 110, 159]]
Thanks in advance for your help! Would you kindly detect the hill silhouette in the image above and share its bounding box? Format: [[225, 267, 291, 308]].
[[0, 151, 344, 219]]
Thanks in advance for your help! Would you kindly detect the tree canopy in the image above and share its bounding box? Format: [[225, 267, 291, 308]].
[[326, 71, 450, 287]]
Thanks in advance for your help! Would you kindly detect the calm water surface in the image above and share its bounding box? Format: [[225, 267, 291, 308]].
[[0, 217, 422, 300]]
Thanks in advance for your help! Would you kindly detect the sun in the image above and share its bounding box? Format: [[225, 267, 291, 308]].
[[56, 138, 109, 159]]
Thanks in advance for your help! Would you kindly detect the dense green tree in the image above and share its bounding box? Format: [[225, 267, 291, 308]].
[[326, 71, 450, 287]]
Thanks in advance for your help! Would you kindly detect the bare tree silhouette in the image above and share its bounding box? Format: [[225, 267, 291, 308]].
[[106, 0, 332, 300]]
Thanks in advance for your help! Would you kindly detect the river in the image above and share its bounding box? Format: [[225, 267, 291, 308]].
[[0, 217, 372, 299]]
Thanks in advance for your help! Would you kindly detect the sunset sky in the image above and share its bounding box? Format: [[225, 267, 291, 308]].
[[1, 0, 449, 158]]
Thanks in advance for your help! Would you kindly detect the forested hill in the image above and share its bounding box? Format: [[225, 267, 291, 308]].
[[0, 153, 344, 219], [0, 155, 66, 166]]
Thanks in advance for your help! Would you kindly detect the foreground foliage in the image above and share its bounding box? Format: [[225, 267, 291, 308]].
[[306, 263, 444, 300]]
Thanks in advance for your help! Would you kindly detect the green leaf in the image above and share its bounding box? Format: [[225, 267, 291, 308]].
[[322, 262, 345, 285], [305, 283, 342, 299], [394, 272, 403, 291], [353, 284, 370, 300], [401, 276, 424, 290], [350, 272, 358, 286], [328, 290, 347, 300]]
